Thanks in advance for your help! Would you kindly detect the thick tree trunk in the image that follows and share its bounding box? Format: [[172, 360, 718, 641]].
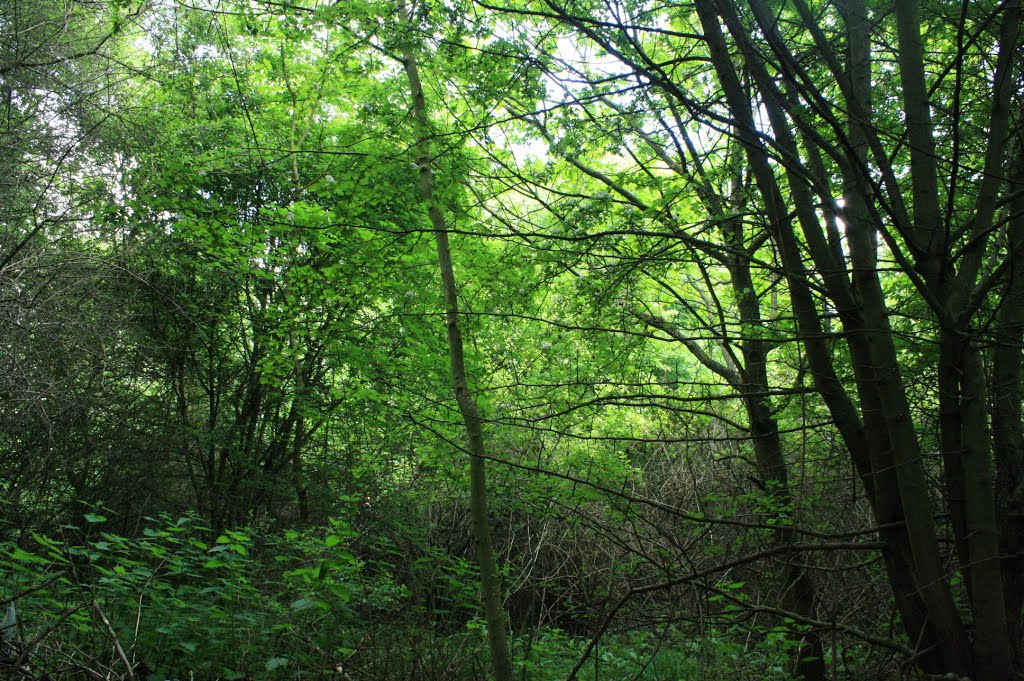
[[698, 0, 972, 673], [834, 0, 966, 670], [993, 173, 1024, 663]]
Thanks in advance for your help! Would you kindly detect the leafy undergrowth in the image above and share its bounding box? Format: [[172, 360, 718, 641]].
[[1, 516, 817, 680]]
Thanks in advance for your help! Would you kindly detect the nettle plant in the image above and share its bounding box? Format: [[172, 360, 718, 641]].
[[0, 513, 395, 679]]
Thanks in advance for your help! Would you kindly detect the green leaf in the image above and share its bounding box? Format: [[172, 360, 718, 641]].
[[290, 597, 315, 611], [8, 547, 39, 563], [84, 513, 107, 523], [266, 656, 289, 671]]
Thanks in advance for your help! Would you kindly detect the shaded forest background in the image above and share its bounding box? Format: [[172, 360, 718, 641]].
[[1, 0, 1022, 679]]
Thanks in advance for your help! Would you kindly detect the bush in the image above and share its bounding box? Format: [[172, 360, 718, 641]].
[[0, 514, 398, 679]]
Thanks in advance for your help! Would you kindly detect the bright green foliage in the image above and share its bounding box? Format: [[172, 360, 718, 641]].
[[2, 0, 1022, 679], [0, 515, 403, 678]]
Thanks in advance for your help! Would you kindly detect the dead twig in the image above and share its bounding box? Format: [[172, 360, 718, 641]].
[[90, 600, 134, 680], [12, 604, 83, 668]]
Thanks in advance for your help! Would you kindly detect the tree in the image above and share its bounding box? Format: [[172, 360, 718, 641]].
[[477, 0, 1024, 677], [397, 3, 514, 678], [0, 0, 154, 532], [4, 0, 1022, 677]]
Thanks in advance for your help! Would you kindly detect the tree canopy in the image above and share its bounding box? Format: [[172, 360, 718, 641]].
[[1, 1, 1022, 680]]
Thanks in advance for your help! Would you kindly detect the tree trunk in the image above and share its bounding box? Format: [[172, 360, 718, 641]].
[[397, 6, 514, 681]]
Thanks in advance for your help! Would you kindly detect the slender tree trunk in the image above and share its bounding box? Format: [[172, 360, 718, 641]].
[[397, 7, 514, 681], [687, 9, 829, 679], [725, 212, 825, 681]]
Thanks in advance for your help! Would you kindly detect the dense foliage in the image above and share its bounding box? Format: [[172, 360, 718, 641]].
[[1, 0, 1022, 679]]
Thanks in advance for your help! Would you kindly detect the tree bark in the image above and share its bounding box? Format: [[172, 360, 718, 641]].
[[698, 0, 972, 673], [993, 170, 1024, 658], [397, 6, 514, 681]]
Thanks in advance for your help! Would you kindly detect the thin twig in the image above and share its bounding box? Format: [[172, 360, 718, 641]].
[[90, 600, 134, 680], [1, 571, 67, 605], [13, 604, 82, 668]]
